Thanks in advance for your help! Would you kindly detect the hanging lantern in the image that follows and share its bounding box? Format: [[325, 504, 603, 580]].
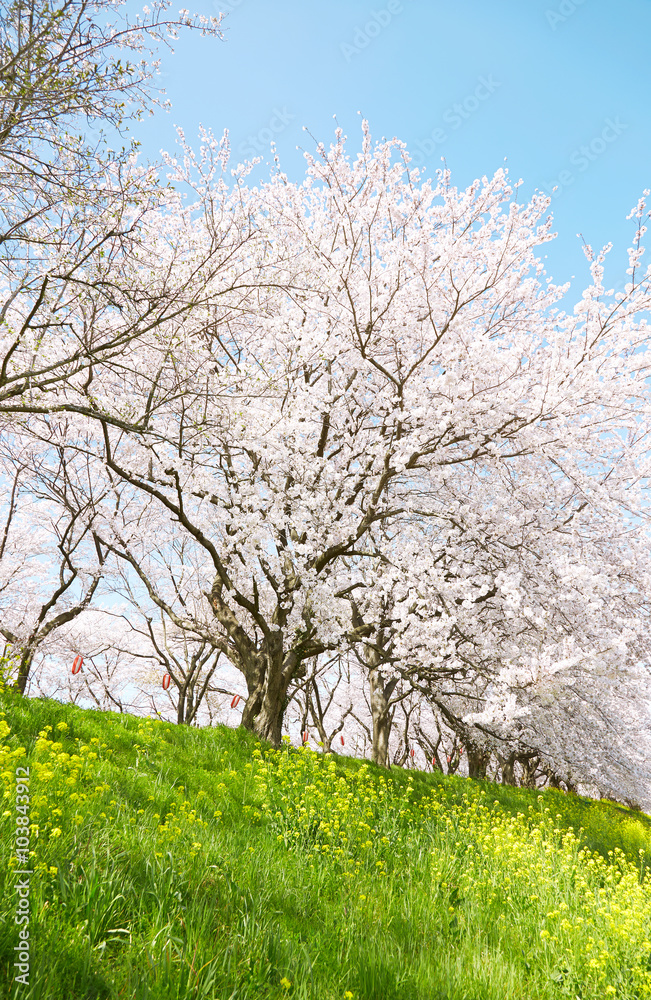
[[71, 655, 83, 675], [410, 748, 415, 758], [162, 673, 171, 690], [432, 757, 436, 767], [302, 731, 309, 743], [446, 755, 452, 764], [340, 735, 345, 746], [459, 747, 464, 756], [230, 694, 241, 709]]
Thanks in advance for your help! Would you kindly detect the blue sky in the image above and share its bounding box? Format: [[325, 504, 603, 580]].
[[130, 0, 651, 290]]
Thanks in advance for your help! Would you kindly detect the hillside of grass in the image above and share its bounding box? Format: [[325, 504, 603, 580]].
[[1, 690, 650, 1000]]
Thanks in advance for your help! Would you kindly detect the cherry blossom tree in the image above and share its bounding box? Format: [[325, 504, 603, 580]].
[[284, 652, 355, 754], [49, 126, 651, 761], [26, 606, 147, 712], [4, 3, 650, 816], [6, 75, 650, 797], [0, 0, 221, 196], [0, 0, 227, 425], [29, 604, 227, 724], [0, 439, 108, 693]]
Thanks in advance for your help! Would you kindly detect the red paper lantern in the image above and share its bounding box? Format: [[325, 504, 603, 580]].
[[162, 673, 171, 690], [302, 731, 309, 743], [340, 735, 345, 746], [446, 755, 451, 764], [230, 694, 241, 708], [432, 757, 436, 767], [459, 747, 463, 755], [410, 748, 415, 758], [71, 655, 83, 675]]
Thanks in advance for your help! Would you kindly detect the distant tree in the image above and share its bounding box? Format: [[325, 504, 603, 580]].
[[0, 442, 107, 693], [285, 652, 355, 754]]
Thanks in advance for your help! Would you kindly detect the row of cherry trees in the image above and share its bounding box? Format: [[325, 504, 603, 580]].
[[18, 608, 649, 808], [2, 0, 651, 808]]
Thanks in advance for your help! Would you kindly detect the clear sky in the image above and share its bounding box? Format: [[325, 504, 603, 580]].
[[129, 0, 651, 291]]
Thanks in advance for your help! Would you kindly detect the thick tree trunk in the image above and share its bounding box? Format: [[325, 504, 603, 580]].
[[372, 712, 392, 768], [208, 576, 307, 745], [499, 751, 518, 786], [519, 754, 539, 788], [239, 641, 301, 747], [466, 744, 491, 779], [239, 653, 266, 732], [252, 659, 293, 747], [241, 682, 264, 732], [13, 651, 33, 696], [369, 664, 398, 768], [252, 696, 286, 746]]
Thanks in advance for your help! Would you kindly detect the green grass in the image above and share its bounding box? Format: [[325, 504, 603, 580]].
[[1, 689, 650, 1000]]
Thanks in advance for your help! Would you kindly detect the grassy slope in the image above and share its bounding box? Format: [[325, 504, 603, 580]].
[[1, 691, 650, 1000]]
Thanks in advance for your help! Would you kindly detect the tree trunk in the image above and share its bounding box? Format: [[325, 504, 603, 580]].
[[177, 682, 196, 725], [499, 752, 517, 786], [518, 755, 539, 788], [239, 656, 266, 732], [14, 650, 34, 696], [372, 712, 393, 768], [246, 641, 299, 747], [466, 744, 491, 779], [252, 665, 292, 746], [369, 664, 398, 768]]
